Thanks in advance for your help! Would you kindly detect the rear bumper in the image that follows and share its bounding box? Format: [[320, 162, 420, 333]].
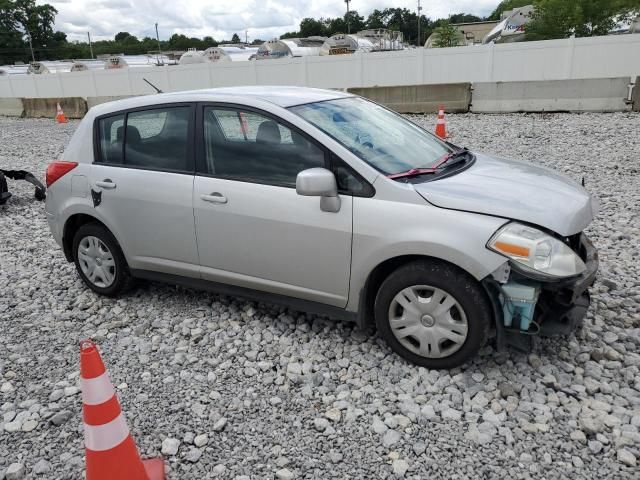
[[45, 209, 62, 247]]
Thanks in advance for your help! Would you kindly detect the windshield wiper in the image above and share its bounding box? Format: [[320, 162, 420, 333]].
[[432, 147, 471, 170], [387, 148, 472, 180], [386, 167, 437, 180]]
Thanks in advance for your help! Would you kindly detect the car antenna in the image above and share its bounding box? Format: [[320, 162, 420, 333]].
[[143, 78, 163, 94]]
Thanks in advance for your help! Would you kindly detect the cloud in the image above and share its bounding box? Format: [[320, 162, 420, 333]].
[[40, 0, 498, 42]]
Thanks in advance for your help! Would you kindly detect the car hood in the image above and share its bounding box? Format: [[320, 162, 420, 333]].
[[414, 153, 597, 236]]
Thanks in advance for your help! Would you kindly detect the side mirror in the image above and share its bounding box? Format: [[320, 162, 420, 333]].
[[296, 168, 341, 213]]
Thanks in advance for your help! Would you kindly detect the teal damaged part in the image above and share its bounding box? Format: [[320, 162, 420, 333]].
[[501, 281, 540, 331]]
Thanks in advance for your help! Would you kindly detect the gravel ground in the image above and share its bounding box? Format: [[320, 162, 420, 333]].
[[1, 112, 639, 479]]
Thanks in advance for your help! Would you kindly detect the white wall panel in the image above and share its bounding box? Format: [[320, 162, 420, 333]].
[[0, 35, 638, 99]]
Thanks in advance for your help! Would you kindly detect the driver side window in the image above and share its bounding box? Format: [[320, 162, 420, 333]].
[[203, 107, 326, 187]]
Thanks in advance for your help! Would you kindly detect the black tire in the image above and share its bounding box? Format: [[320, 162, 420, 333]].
[[72, 222, 132, 297], [374, 260, 491, 369]]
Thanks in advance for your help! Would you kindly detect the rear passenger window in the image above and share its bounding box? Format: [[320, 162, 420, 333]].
[[124, 107, 191, 172], [97, 114, 124, 164], [96, 106, 192, 172], [203, 107, 325, 187]]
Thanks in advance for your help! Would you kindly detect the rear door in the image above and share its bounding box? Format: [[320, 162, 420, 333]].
[[193, 104, 353, 307], [91, 104, 200, 278]]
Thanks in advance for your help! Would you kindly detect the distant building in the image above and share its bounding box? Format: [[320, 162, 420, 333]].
[[425, 20, 500, 48], [454, 21, 499, 47], [425, 5, 535, 48], [483, 5, 534, 44]]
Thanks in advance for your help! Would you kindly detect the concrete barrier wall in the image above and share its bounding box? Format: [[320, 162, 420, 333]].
[[0, 98, 24, 117], [471, 78, 631, 113], [1, 77, 637, 118], [348, 84, 471, 113], [22, 97, 87, 118]]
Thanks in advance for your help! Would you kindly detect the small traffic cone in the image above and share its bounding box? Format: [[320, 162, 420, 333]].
[[55, 103, 68, 124], [435, 105, 447, 139], [80, 340, 164, 480]]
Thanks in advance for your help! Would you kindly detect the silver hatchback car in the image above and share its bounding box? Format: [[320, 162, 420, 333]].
[[45, 86, 598, 368]]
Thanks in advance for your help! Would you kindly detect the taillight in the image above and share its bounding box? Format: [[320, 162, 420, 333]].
[[46, 161, 78, 187]]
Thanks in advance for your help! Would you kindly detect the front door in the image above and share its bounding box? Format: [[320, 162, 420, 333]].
[[91, 104, 199, 278], [193, 105, 353, 307]]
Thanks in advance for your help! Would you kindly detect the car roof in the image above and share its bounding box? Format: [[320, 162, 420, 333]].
[[89, 86, 353, 117], [176, 86, 353, 107]]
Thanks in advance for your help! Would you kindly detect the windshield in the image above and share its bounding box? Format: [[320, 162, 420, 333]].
[[289, 97, 452, 175]]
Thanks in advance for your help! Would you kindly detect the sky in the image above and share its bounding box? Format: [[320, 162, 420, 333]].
[[40, 0, 499, 43]]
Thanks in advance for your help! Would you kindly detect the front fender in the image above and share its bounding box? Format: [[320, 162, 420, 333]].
[[347, 196, 509, 312]]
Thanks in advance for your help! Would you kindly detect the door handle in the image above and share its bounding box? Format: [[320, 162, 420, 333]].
[[95, 179, 116, 190], [201, 192, 228, 204]]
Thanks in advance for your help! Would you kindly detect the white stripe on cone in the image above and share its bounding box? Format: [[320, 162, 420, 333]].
[[84, 412, 130, 451], [81, 372, 115, 406]]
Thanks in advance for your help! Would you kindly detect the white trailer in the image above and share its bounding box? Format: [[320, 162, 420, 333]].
[[257, 37, 326, 59]]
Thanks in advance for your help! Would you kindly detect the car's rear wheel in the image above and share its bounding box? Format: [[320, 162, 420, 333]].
[[72, 223, 131, 296], [374, 260, 491, 369]]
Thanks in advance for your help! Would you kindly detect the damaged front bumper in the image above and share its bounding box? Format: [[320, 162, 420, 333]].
[[484, 234, 599, 352]]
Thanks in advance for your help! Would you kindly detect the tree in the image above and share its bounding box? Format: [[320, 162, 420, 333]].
[[0, 0, 59, 63], [114, 31, 133, 42], [526, 0, 640, 40], [231, 33, 241, 43], [448, 13, 483, 24], [344, 10, 366, 33], [299, 17, 327, 37], [279, 31, 298, 39], [431, 22, 463, 47], [202, 36, 217, 46]]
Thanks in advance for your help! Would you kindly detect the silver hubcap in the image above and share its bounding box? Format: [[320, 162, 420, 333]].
[[388, 285, 468, 359], [78, 236, 116, 288]]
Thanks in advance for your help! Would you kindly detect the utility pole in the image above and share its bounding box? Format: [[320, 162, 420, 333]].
[[417, 0, 423, 47], [26, 30, 35, 62], [245, 29, 248, 45], [87, 32, 94, 59], [345, 0, 351, 34], [155, 22, 163, 65]]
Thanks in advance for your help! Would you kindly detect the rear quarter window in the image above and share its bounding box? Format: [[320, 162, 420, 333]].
[[97, 114, 125, 164]]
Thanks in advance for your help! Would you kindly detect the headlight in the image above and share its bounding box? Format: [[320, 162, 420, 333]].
[[488, 223, 586, 280]]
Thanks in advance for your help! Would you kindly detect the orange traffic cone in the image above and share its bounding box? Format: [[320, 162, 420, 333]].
[[55, 103, 68, 124], [80, 340, 164, 480], [435, 105, 447, 139]]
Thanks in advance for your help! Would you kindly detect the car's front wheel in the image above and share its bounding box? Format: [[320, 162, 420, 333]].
[[374, 260, 491, 369], [72, 223, 131, 296]]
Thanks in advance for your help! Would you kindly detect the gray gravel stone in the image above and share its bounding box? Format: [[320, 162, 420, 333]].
[[275, 468, 295, 480], [212, 417, 228, 432], [382, 429, 402, 447], [4, 463, 25, 480], [32, 459, 51, 475], [588, 440, 604, 454], [392, 459, 409, 477], [580, 415, 605, 435], [185, 447, 202, 463], [313, 418, 329, 432], [617, 449, 636, 467], [161, 438, 180, 456], [193, 433, 208, 447]]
